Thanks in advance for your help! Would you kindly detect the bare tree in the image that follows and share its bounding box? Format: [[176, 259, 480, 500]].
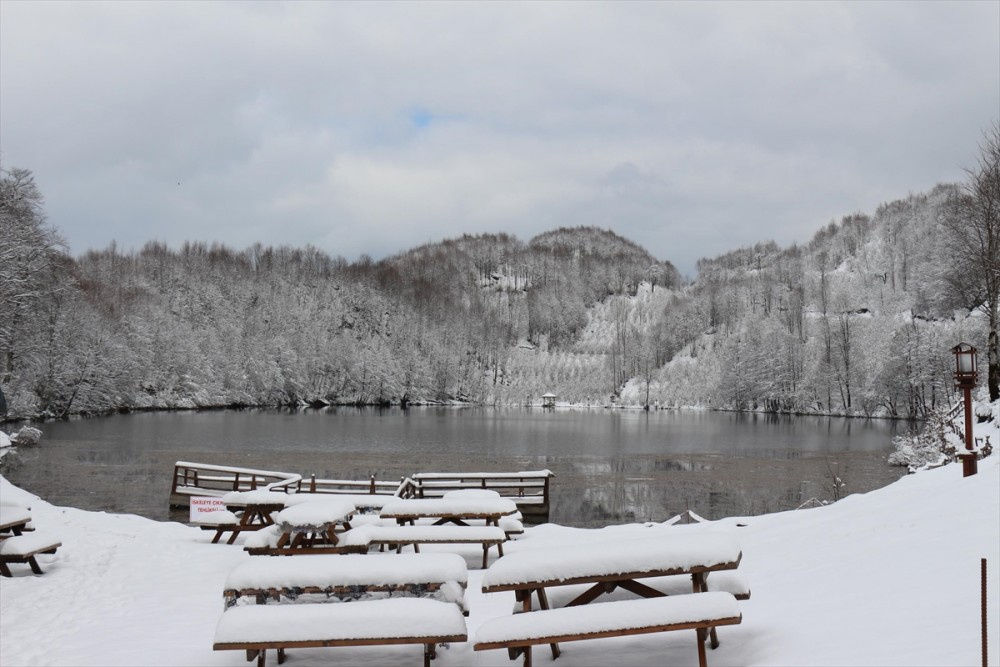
[[940, 123, 1000, 401]]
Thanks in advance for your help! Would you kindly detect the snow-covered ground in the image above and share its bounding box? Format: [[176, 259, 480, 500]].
[[1, 441, 998, 666]]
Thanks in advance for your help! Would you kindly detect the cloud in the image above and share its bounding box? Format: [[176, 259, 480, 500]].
[[1, 0, 997, 277]]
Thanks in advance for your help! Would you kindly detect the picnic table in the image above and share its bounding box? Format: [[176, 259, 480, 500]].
[[245, 498, 361, 555], [479, 532, 744, 659], [222, 489, 289, 528], [380, 496, 519, 528]]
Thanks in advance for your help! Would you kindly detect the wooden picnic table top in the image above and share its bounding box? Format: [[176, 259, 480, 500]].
[[481, 532, 742, 593]]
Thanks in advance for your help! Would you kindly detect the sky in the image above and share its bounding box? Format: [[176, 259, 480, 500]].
[[1, 1, 998, 278]]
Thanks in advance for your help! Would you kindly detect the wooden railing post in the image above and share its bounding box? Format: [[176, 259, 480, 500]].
[[370, 475, 376, 495], [310, 475, 316, 493], [233, 473, 240, 491]]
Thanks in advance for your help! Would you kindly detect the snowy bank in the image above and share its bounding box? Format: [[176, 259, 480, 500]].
[[1, 455, 998, 666]]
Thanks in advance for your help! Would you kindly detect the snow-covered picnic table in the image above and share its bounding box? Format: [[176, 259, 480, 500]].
[[380, 496, 519, 527], [241, 498, 360, 554], [476, 531, 745, 665], [215, 553, 470, 666], [222, 552, 469, 611]]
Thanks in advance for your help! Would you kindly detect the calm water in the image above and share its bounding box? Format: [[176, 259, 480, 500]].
[[2, 407, 908, 527]]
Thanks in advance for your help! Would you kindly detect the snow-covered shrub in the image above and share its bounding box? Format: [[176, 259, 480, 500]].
[[888, 430, 949, 469]]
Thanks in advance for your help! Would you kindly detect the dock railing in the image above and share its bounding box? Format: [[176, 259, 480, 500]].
[[410, 470, 554, 521], [170, 463, 552, 521], [170, 461, 301, 506]]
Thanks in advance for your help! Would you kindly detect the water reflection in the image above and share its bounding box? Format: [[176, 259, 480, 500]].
[[3, 407, 905, 527]]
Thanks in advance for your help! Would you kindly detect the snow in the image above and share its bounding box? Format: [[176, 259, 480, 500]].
[[273, 499, 356, 529], [214, 597, 467, 644], [443, 489, 502, 499], [223, 553, 468, 591], [0, 506, 31, 526], [193, 510, 238, 525], [0, 531, 60, 556], [474, 592, 740, 644], [1, 453, 999, 666], [219, 489, 289, 506], [282, 493, 394, 510], [482, 532, 741, 589], [380, 497, 519, 518], [339, 524, 506, 547]]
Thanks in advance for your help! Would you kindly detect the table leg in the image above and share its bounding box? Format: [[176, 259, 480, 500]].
[[692, 573, 720, 648], [535, 588, 561, 659]]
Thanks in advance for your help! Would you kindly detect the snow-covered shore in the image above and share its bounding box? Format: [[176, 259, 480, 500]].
[[1, 452, 998, 667]]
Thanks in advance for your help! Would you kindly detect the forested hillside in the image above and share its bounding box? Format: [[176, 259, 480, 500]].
[[2, 130, 997, 420]]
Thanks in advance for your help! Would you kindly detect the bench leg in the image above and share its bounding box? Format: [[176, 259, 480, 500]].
[[0, 561, 11, 577], [27, 556, 43, 575], [226, 530, 241, 546], [277, 648, 286, 665], [691, 573, 720, 648], [696, 629, 708, 667], [423, 642, 435, 667], [508, 645, 533, 667]]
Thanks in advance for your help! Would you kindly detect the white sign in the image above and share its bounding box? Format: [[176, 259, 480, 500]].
[[189, 496, 226, 522]]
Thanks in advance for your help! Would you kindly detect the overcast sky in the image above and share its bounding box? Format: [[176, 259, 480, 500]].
[[2, 1, 997, 278]]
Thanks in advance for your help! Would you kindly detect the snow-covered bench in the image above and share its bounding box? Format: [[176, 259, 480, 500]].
[[476, 592, 741, 667], [222, 552, 470, 613], [213, 596, 467, 667], [0, 506, 33, 536], [0, 532, 61, 577], [341, 524, 507, 569]]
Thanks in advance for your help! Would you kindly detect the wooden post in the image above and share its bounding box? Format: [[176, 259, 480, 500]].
[[983, 558, 988, 667], [309, 475, 316, 493], [961, 385, 978, 477]]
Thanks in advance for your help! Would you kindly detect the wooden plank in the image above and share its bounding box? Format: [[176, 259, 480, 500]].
[[215, 634, 467, 650], [481, 556, 742, 593], [473, 614, 741, 650]]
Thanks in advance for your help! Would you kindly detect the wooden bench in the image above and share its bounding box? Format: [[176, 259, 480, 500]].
[[213, 596, 467, 667], [341, 524, 507, 569], [474, 591, 742, 667], [222, 553, 470, 614], [0, 532, 61, 577]]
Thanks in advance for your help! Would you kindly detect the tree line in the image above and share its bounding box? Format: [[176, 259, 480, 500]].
[[1, 125, 996, 421]]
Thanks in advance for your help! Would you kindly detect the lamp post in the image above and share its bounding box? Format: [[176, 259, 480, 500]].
[[951, 343, 978, 477]]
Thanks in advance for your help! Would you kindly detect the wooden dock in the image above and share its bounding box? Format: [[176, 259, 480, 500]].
[[169, 461, 554, 524]]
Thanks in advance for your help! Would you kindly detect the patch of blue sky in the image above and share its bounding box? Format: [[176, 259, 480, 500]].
[[409, 108, 434, 129]]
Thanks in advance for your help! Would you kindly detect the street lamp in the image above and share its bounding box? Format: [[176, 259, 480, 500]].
[[951, 343, 978, 477]]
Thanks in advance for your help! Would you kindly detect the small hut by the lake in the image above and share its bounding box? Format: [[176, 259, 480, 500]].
[[541, 392, 557, 408]]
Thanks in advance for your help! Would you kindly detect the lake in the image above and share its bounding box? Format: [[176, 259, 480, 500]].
[[1, 406, 909, 527]]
